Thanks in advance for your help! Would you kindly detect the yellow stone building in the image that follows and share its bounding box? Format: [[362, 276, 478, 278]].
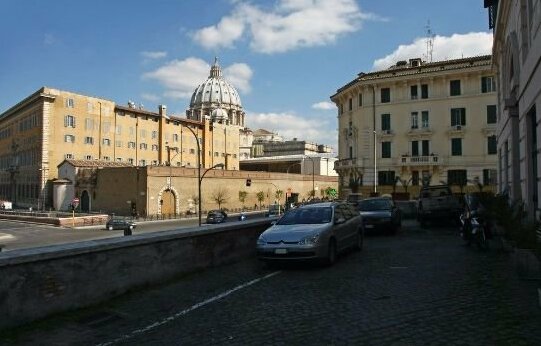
[[0, 61, 244, 209], [331, 55, 498, 197]]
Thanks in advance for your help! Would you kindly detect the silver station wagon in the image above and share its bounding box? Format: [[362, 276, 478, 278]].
[[256, 202, 364, 265]]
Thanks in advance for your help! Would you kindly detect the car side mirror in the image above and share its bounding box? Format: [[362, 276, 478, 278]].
[[335, 217, 346, 224]]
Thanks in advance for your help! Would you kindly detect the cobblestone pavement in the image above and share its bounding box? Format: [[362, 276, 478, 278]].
[[2, 220, 540, 345]]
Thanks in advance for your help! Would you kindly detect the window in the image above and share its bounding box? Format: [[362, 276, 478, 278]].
[[348, 98, 352, 111], [381, 88, 390, 103], [421, 84, 428, 99], [381, 114, 391, 131], [103, 138, 111, 146], [451, 108, 466, 126], [173, 133, 179, 142], [487, 105, 497, 124], [381, 142, 391, 158], [84, 136, 94, 145], [233, 154, 237, 158], [103, 156, 110, 161], [116, 125, 122, 135], [102, 122, 111, 133], [339, 104, 344, 115], [139, 160, 146, 166], [378, 170, 395, 185], [65, 153, 73, 159], [412, 141, 419, 157], [421, 111, 429, 128], [85, 155, 92, 160], [64, 115, 76, 128], [116, 158, 122, 162], [64, 135, 75, 143], [129, 127, 135, 136], [410, 85, 418, 99], [451, 138, 462, 156], [128, 158, 134, 164], [411, 112, 418, 129], [487, 135, 497, 154], [140, 143, 148, 150], [358, 93, 363, 107], [483, 169, 497, 185], [152, 144, 159, 151], [85, 118, 94, 130], [140, 129, 147, 138], [115, 140, 123, 147], [450, 80, 461, 96], [152, 160, 158, 165], [128, 141, 136, 149], [66, 98, 75, 108], [214, 152, 219, 157], [349, 146, 353, 159], [448, 169, 467, 186], [422, 140, 430, 156], [481, 76, 496, 93]]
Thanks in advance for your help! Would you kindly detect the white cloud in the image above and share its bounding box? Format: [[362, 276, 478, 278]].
[[191, 0, 381, 54], [372, 32, 493, 70], [143, 57, 253, 99], [191, 15, 245, 50], [140, 51, 168, 60], [312, 101, 335, 110], [246, 111, 337, 148], [141, 93, 161, 102]]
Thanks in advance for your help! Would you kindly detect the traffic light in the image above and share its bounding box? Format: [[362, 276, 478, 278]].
[[246, 178, 252, 187]]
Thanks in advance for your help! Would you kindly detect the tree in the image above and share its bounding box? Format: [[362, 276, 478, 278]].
[[275, 189, 283, 203], [396, 176, 412, 193], [191, 194, 199, 214], [211, 187, 230, 210], [256, 191, 265, 209], [325, 187, 337, 199], [348, 174, 362, 193], [238, 190, 248, 208]]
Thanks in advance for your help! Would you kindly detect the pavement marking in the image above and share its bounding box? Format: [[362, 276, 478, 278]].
[[95, 270, 281, 346]]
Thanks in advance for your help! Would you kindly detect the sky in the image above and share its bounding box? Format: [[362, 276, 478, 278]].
[[0, 0, 493, 151]]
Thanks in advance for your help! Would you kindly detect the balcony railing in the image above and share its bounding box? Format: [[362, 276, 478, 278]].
[[400, 155, 442, 166], [334, 158, 361, 170]]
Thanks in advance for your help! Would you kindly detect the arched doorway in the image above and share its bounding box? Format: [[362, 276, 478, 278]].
[[81, 190, 90, 212], [161, 189, 176, 215]]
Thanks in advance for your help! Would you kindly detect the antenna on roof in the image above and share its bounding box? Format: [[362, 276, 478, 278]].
[[424, 20, 435, 63]]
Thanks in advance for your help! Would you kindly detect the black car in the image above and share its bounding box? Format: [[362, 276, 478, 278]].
[[357, 197, 401, 234], [105, 218, 136, 231], [206, 210, 228, 224]]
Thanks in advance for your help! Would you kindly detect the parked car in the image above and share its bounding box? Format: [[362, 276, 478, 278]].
[[105, 218, 136, 231], [0, 201, 12, 210], [206, 210, 228, 224], [357, 197, 401, 234], [256, 202, 364, 265], [417, 185, 461, 226], [265, 204, 282, 217]]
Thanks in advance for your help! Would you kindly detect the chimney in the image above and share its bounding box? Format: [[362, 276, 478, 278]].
[[159, 104, 167, 117]]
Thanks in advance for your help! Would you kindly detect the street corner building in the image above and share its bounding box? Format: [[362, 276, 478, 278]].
[[331, 55, 499, 198]]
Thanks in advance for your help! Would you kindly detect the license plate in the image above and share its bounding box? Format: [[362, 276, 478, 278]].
[[365, 225, 374, 229], [275, 248, 287, 254]]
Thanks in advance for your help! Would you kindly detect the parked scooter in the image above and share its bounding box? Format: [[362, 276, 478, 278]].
[[459, 194, 491, 250]]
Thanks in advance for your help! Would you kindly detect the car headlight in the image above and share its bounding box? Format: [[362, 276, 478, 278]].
[[298, 234, 320, 245], [257, 236, 267, 245]]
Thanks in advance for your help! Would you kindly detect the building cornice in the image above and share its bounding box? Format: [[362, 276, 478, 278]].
[[0, 87, 56, 120]]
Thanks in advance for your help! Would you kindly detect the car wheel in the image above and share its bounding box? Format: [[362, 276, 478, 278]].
[[108, 226, 113, 231], [326, 239, 337, 265]]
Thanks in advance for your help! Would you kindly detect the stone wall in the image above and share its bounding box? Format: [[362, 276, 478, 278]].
[[0, 219, 272, 330]]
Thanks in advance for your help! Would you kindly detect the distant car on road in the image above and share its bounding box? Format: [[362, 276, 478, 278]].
[[0, 201, 12, 210], [417, 185, 461, 226], [105, 218, 136, 231], [256, 202, 364, 265], [357, 197, 401, 234], [206, 210, 228, 224]]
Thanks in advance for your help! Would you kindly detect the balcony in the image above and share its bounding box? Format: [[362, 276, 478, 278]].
[[447, 125, 465, 135], [407, 127, 433, 138], [334, 158, 362, 170], [379, 129, 395, 138], [400, 155, 442, 166]]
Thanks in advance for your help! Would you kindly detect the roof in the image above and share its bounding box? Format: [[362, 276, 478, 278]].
[[332, 55, 492, 98], [58, 159, 134, 168]]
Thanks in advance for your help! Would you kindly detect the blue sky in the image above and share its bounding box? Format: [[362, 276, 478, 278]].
[[0, 0, 492, 149]]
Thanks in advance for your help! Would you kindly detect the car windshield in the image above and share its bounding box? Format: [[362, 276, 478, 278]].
[[276, 207, 332, 225], [359, 199, 392, 211]]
